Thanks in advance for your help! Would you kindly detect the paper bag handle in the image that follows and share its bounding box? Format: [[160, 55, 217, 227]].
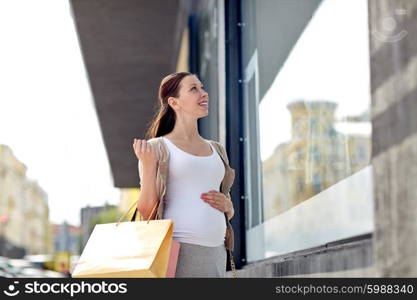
[[116, 200, 158, 226]]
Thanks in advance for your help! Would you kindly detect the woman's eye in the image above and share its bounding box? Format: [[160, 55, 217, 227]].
[[191, 86, 203, 91]]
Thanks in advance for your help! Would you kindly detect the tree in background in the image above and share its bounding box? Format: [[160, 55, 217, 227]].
[[89, 207, 121, 233]]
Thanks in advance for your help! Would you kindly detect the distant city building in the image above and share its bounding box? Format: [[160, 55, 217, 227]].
[[23, 180, 54, 255], [0, 144, 53, 258], [53, 222, 81, 255]]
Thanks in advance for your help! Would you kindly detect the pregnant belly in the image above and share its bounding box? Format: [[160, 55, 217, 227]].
[[164, 203, 226, 238]]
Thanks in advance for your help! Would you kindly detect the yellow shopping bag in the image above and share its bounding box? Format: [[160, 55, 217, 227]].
[[72, 202, 174, 278]]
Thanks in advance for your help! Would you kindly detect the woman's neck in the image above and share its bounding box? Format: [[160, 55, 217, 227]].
[[165, 121, 202, 142]]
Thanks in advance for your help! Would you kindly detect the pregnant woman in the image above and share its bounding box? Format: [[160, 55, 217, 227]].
[[132, 72, 236, 278]]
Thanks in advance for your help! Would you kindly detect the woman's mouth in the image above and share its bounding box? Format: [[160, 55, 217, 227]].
[[199, 101, 209, 108]]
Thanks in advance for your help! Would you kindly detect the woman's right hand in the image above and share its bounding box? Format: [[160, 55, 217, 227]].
[[133, 138, 158, 167]]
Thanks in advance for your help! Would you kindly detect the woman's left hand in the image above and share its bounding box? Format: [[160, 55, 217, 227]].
[[201, 190, 232, 213]]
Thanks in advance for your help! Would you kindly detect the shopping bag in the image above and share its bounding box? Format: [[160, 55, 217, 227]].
[[72, 201, 177, 278], [166, 239, 180, 278]]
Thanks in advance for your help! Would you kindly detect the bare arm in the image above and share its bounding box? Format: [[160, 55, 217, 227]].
[[137, 162, 159, 220], [133, 139, 159, 220]]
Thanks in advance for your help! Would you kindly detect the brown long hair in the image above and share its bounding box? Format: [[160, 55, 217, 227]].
[[146, 72, 194, 139]]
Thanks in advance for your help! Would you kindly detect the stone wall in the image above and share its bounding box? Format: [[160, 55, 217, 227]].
[[369, 0, 417, 277]]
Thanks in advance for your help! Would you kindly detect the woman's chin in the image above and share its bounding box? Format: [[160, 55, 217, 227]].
[[198, 111, 209, 118]]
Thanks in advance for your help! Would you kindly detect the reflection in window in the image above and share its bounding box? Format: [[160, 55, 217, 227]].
[[313, 174, 321, 194], [257, 0, 371, 221], [262, 99, 371, 219], [311, 146, 320, 162], [241, 0, 374, 263]]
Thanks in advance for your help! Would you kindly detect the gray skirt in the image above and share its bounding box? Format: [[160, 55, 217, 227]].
[[174, 241, 227, 278]]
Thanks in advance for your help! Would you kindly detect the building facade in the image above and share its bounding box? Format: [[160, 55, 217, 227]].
[[53, 222, 81, 255], [177, 0, 415, 277], [0, 144, 53, 258]]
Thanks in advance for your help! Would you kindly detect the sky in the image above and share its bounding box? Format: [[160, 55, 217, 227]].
[[0, 0, 121, 226]]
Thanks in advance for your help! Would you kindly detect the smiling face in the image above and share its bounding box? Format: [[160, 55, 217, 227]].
[[167, 75, 209, 119]]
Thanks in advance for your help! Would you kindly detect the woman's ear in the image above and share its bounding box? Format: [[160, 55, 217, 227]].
[[168, 96, 179, 110]]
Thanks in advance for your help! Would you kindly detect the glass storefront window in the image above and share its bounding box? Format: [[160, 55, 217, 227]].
[[241, 0, 373, 262], [196, 0, 222, 139]]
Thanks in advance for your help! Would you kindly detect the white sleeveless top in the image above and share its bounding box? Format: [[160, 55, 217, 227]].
[[162, 136, 226, 247]]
